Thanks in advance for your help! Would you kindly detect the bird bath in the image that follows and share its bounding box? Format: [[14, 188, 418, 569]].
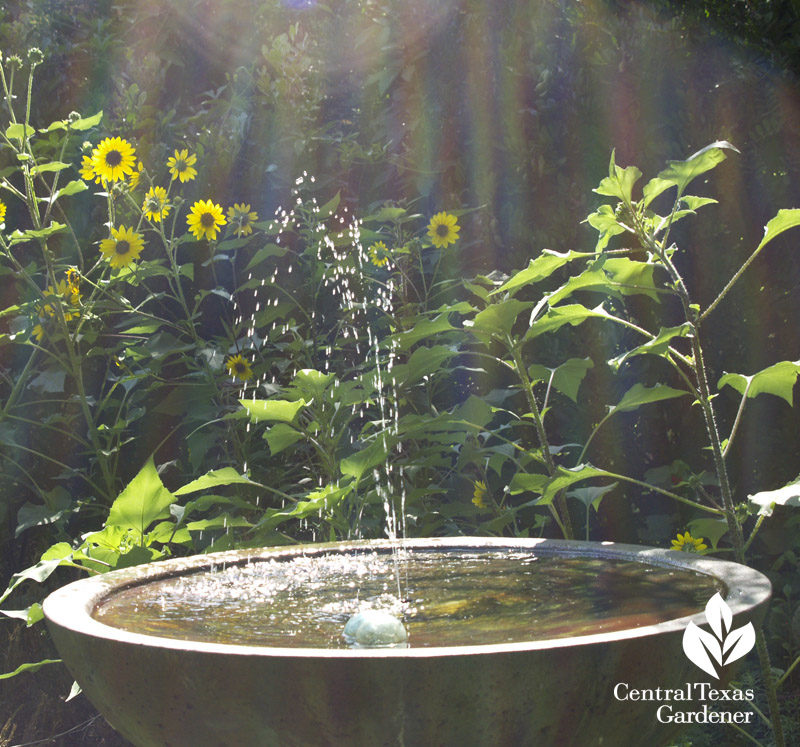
[[43, 537, 771, 747]]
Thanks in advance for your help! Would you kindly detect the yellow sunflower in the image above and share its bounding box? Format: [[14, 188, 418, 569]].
[[128, 161, 144, 190], [79, 154, 101, 184], [167, 149, 198, 183], [91, 137, 136, 183], [227, 203, 258, 237], [670, 531, 708, 553], [472, 480, 489, 509], [0, 199, 6, 223], [427, 212, 460, 248], [100, 225, 145, 269], [142, 186, 170, 223], [225, 353, 253, 381], [32, 279, 81, 341], [187, 199, 227, 241], [369, 240, 390, 267]]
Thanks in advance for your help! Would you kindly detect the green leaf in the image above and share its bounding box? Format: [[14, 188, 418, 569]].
[[566, 482, 617, 510], [255, 483, 352, 533], [718, 360, 800, 406], [527, 303, 615, 340], [317, 191, 341, 219], [106, 456, 176, 535], [755, 209, 800, 252], [679, 195, 718, 211], [290, 369, 335, 400], [244, 244, 287, 271], [609, 383, 689, 415], [0, 557, 65, 605], [8, 222, 66, 244], [56, 179, 89, 198], [528, 357, 594, 403], [508, 472, 549, 495], [656, 141, 739, 196], [0, 659, 61, 680], [67, 111, 103, 131], [540, 464, 614, 505], [30, 161, 69, 176], [390, 345, 456, 389], [394, 314, 456, 350], [5, 123, 35, 140], [340, 438, 393, 482], [264, 423, 305, 455], [467, 299, 532, 344], [748, 477, 800, 517], [491, 251, 594, 297], [241, 398, 307, 424], [361, 206, 408, 223], [174, 468, 260, 496], [603, 257, 659, 300], [686, 518, 729, 550], [594, 150, 642, 204], [609, 324, 692, 370], [642, 177, 676, 207], [585, 204, 628, 251]]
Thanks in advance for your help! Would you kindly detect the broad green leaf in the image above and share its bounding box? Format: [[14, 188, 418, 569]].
[[8, 222, 66, 244], [361, 206, 407, 223], [686, 518, 729, 550], [0, 557, 65, 604], [340, 438, 393, 482], [508, 472, 549, 495], [290, 369, 335, 400], [56, 179, 88, 198], [390, 345, 456, 389], [748, 477, 800, 517], [467, 299, 531, 344], [604, 257, 660, 300], [67, 111, 103, 131], [106, 456, 176, 535], [244, 243, 288, 271], [755, 208, 800, 252], [240, 398, 307, 424], [492, 251, 594, 297], [680, 195, 718, 211], [394, 314, 456, 350], [718, 360, 800, 406], [186, 514, 253, 531], [174, 468, 260, 496], [30, 161, 69, 176], [566, 482, 617, 510], [540, 464, 614, 505], [528, 357, 594, 403], [527, 303, 616, 340], [609, 383, 689, 415], [642, 177, 675, 207], [317, 191, 340, 219], [0, 659, 61, 680], [594, 151, 642, 203], [264, 423, 305, 455], [656, 141, 739, 196], [0, 602, 43, 625], [5, 123, 35, 140], [256, 483, 352, 533], [585, 204, 628, 251], [609, 324, 692, 370]]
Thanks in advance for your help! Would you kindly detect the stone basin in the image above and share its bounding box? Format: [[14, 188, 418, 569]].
[[42, 537, 771, 747]]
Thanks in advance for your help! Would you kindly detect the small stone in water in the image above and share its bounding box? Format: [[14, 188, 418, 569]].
[[343, 609, 407, 648]]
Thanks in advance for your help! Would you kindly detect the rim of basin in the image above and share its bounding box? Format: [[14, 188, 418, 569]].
[[43, 537, 772, 659]]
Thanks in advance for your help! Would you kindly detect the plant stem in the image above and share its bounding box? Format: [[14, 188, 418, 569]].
[[508, 335, 573, 538]]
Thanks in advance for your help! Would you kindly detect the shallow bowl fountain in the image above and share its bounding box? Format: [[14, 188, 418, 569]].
[[43, 537, 771, 747]]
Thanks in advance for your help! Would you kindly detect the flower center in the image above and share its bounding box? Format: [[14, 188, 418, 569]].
[[436, 224, 449, 237], [200, 212, 215, 228], [105, 150, 122, 167], [115, 240, 130, 255], [235, 361, 246, 374], [175, 160, 186, 172]]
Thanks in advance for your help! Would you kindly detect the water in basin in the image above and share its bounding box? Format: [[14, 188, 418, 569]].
[[92, 549, 720, 648]]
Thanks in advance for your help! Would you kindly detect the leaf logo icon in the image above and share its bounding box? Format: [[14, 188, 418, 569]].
[[682, 593, 756, 679]]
